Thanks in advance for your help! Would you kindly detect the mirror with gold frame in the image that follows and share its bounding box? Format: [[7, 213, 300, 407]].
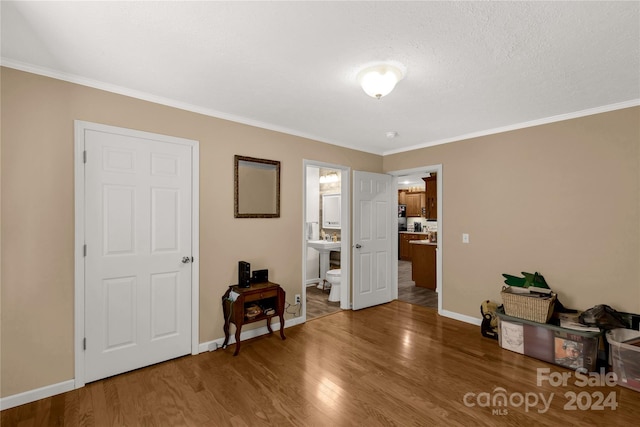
[[234, 155, 281, 218]]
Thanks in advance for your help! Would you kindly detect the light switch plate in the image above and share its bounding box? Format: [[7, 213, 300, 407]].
[[462, 233, 470, 244]]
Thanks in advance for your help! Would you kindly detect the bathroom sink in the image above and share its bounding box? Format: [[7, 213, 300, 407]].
[[307, 240, 341, 283], [307, 240, 341, 251]]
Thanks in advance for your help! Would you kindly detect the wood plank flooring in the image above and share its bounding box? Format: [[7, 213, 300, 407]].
[[3, 301, 639, 426], [306, 284, 341, 320], [306, 260, 436, 321], [397, 260, 438, 309]]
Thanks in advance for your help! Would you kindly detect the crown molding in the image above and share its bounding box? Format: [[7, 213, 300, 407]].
[[3, 58, 637, 158], [382, 99, 640, 156], [0, 59, 369, 153]]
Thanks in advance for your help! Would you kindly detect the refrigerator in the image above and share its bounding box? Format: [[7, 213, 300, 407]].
[[398, 204, 407, 231]]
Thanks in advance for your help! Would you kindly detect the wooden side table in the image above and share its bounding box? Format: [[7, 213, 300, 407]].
[[221, 281, 286, 356]]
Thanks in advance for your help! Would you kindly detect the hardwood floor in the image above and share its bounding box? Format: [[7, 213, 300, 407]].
[[306, 284, 341, 320], [306, 260, 435, 321], [397, 260, 438, 309], [3, 301, 639, 426]]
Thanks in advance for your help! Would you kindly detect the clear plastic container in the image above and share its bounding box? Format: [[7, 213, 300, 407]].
[[607, 328, 640, 392], [496, 307, 603, 371]]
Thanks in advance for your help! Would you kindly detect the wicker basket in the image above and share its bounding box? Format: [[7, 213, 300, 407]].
[[501, 286, 556, 323]]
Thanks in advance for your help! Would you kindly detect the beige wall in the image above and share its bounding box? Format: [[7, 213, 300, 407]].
[[0, 67, 3, 398], [0, 68, 382, 397], [2, 66, 639, 399], [385, 107, 640, 318]]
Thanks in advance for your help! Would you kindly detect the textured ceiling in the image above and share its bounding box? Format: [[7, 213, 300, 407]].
[[2, 1, 639, 155]]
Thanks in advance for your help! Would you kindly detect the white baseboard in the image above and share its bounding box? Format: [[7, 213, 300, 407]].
[[198, 315, 306, 353], [3, 317, 307, 410], [440, 309, 482, 326], [0, 379, 75, 411]]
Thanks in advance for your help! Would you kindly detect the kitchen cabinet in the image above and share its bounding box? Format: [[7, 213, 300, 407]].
[[405, 192, 424, 217], [398, 190, 407, 205], [410, 242, 437, 290], [423, 175, 437, 220], [399, 233, 424, 260]]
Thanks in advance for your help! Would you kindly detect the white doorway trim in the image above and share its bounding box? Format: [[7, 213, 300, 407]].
[[73, 121, 200, 388], [388, 164, 443, 314], [302, 160, 351, 320]]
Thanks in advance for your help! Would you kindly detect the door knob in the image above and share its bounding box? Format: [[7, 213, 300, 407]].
[[181, 256, 192, 264], [355, 244, 362, 249]]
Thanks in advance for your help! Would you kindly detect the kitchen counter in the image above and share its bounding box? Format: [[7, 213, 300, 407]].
[[409, 240, 437, 246], [399, 232, 436, 260]]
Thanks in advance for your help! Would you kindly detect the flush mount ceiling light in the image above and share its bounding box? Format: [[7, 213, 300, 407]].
[[319, 172, 339, 184], [357, 64, 405, 99]]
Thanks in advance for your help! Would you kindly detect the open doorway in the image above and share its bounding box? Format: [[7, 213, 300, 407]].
[[389, 165, 443, 314], [302, 161, 351, 321]]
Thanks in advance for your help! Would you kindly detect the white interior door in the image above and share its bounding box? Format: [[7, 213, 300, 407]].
[[352, 171, 393, 310], [305, 167, 320, 284], [83, 127, 193, 383]]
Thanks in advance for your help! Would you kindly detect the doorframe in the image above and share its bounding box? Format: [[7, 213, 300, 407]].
[[73, 120, 200, 388], [302, 160, 351, 320], [388, 164, 443, 314]]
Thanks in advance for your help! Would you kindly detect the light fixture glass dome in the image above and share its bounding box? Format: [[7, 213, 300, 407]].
[[319, 172, 339, 184], [357, 64, 404, 99]]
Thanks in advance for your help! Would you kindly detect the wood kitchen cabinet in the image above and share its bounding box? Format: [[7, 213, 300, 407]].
[[399, 233, 424, 260], [405, 192, 424, 217], [423, 175, 437, 220], [411, 242, 437, 290], [398, 190, 407, 205]]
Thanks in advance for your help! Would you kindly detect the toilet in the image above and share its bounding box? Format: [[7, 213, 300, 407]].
[[326, 269, 341, 302]]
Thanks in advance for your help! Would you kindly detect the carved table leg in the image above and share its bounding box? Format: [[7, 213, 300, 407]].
[[279, 313, 286, 340], [233, 325, 242, 356], [266, 316, 273, 334], [222, 301, 230, 348], [222, 322, 230, 349]]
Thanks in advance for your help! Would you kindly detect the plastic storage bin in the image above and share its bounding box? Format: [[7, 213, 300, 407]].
[[496, 307, 603, 371], [607, 328, 640, 392]]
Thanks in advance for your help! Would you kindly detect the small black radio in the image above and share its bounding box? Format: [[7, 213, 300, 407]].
[[238, 261, 251, 288], [252, 269, 268, 283]]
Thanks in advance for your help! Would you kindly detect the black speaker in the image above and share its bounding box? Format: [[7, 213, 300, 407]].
[[252, 269, 268, 283], [238, 261, 251, 288]]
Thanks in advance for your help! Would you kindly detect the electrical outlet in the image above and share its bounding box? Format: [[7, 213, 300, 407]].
[[295, 294, 301, 304]]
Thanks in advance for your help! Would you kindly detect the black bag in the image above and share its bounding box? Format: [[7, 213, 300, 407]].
[[578, 305, 628, 330]]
